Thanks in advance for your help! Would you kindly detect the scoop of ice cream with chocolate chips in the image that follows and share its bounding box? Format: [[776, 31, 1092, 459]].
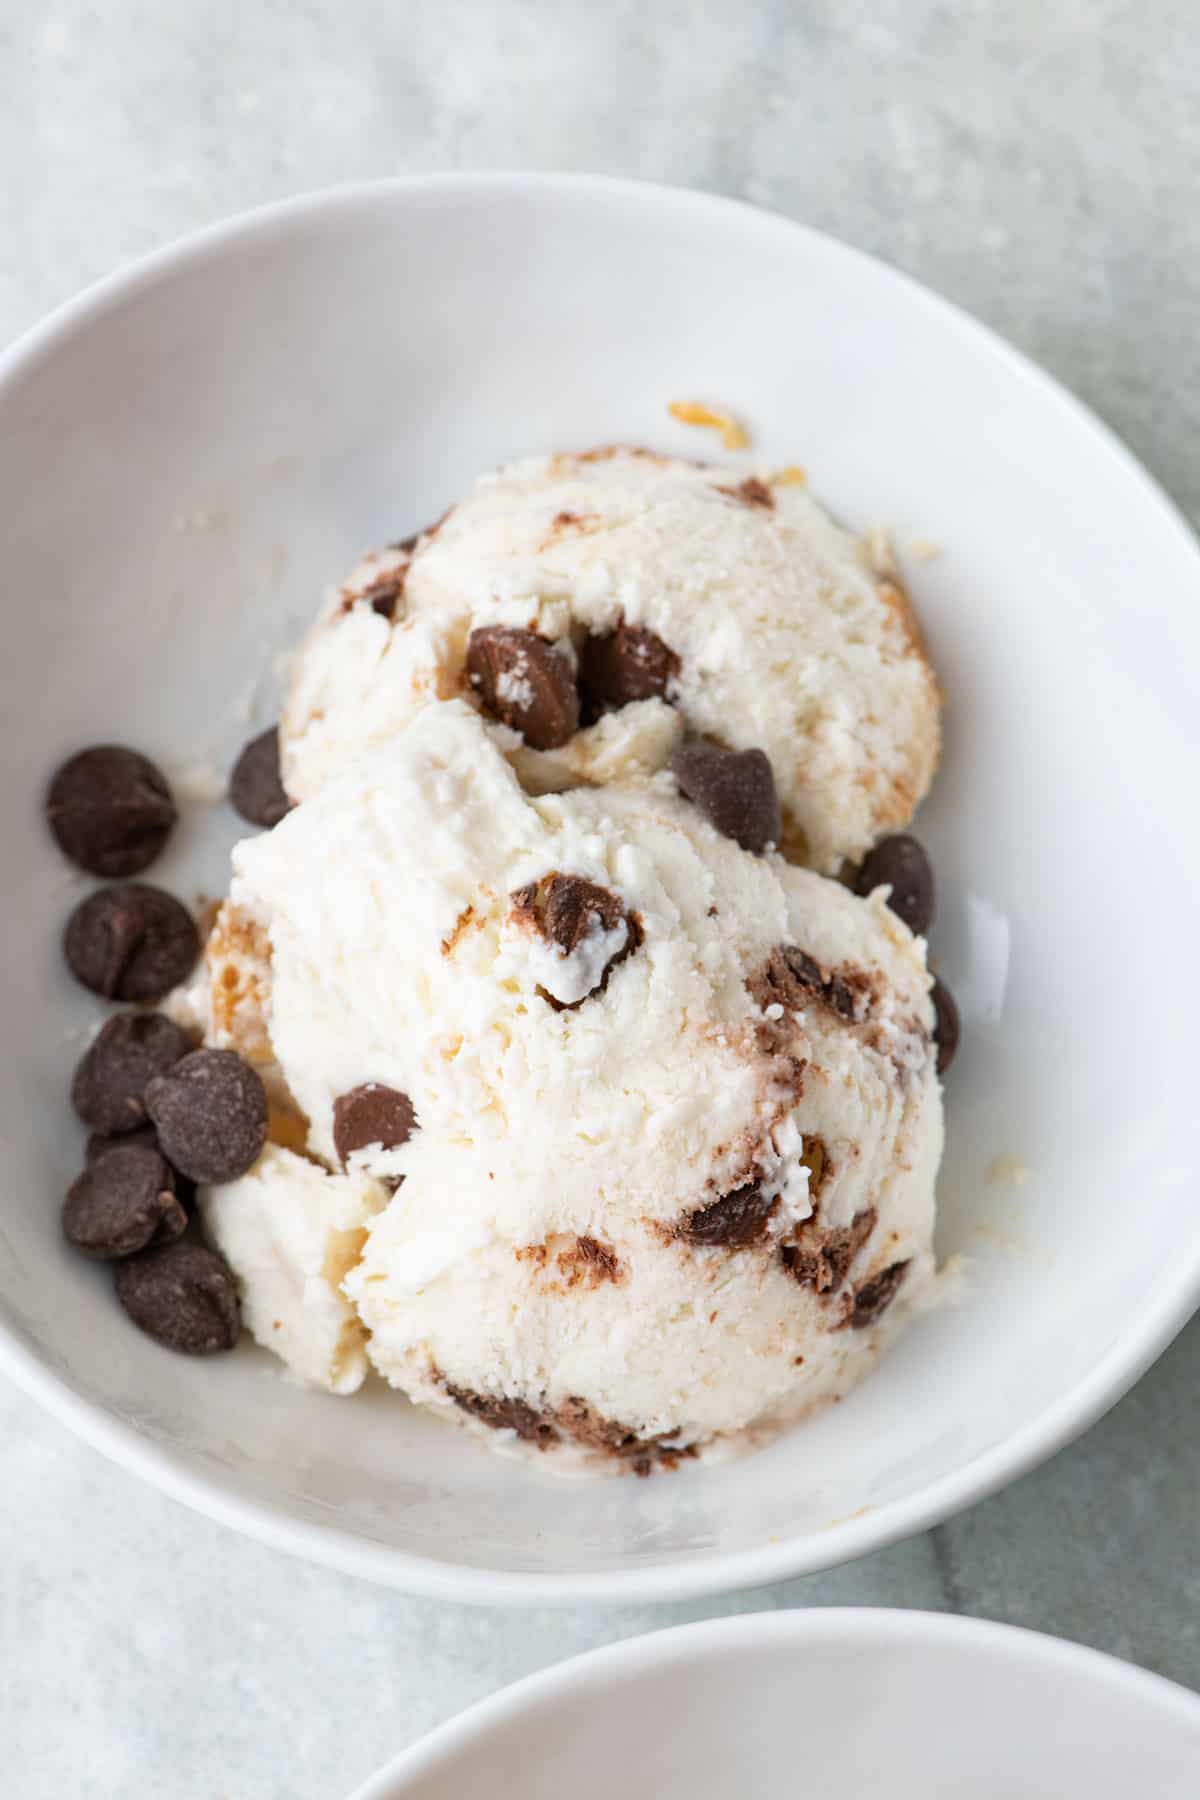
[[280, 447, 940, 872], [203, 699, 941, 1469]]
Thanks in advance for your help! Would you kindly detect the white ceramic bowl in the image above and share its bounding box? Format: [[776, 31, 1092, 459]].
[[2, 174, 1199, 1604], [348, 1610, 1200, 1797]]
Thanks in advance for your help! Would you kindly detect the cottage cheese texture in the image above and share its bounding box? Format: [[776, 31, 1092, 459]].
[[199, 700, 942, 1470], [281, 449, 940, 872]]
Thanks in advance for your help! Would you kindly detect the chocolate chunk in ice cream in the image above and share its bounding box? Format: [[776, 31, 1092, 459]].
[[64, 883, 199, 1004], [230, 727, 292, 829], [145, 1049, 268, 1184], [510, 872, 640, 1008], [46, 745, 176, 877], [63, 1143, 187, 1260], [578, 621, 680, 711], [855, 834, 935, 937], [670, 741, 781, 855], [844, 1259, 910, 1329], [71, 1012, 194, 1136], [466, 626, 580, 750], [333, 1083, 417, 1166], [782, 1207, 877, 1295], [677, 1183, 778, 1249], [931, 977, 960, 1075], [935, 979, 964, 1072], [115, 1240, 241, 1353]]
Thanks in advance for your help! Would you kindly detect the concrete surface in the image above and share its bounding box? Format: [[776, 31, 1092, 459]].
[[3, 1, 1199, 1793]]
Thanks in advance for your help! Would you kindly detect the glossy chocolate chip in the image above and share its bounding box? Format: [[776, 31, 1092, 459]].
[[63, 883, 199, 1004], [931, 977, 960, 1076], [670, 741, 781, 855], [230, 727, 292, 829], [145, 1049, 268, 1184], [465, 627, 579, 750], [855, 835, 935, 936], [63, 1144, 187, 1260], [578, 622, 680, 711], [71, 1012, 194, 1136], [333, 1083, 417, 1166], [46, 745, 176, 877], [115, 1240, 241, 1354]]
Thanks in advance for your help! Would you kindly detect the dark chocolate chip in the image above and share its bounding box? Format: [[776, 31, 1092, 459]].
[[71, 1012, 194, 1136], [845, 1259, 910, 1329], [46, 745, 176, 877], [670, 741, 781, 855], [115, 1240, 241, 1354], [444, 1383, 557, 1444], [144, 1049, 268, 1184], [465, 627, 580, 750], [333, 1083, 417, 1166], [578, 622, 680, 711], [855, 835, 935, 937], [230, 727, 292, 829], [63, 883, 199, 1004], [782, 1207, 876, 1295], [358, 570, 407, 620], [931, 977, 960, 1076], [86, 1122, 197, 1209], [63, 1144, 187, 1261], [677, 1183, 778, 1249], [509, 872, 640, 1008], [86, 1123, 160, 1163]]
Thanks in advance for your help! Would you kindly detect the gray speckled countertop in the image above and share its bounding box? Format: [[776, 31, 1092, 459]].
[[4, 4, 1200, 1794]]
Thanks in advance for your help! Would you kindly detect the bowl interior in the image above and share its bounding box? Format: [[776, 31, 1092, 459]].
[[2, 176, 1199, 1597], [356, 1612, 1200, 1798]]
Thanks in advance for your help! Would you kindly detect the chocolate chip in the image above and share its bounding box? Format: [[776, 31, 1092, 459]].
[[361, 570, 407, 620], [63, 1144, 187, 1261], [46, 745, 176, 877], [782, 1207, 876, 1294], [677, 1183, 778, 1249], [845, 1259, 910, 1329], [931, 977, 960, 1075], [466, 627, 580, 750], [230, 728, 292, 828], [670, 741, 781, 855], [444, 1383, 557, 1445], [86, 1123, 159, 1162], [578, 622, 680, 712], [145, 1049, 268, 1184], [71, 1012, 194, 1135], [63, 883, 199, 1004], [510, 872, 640, 1008], [86, 1122, 197, 1209], [115, 1240, 240, 1354], [855, 835, 935, 936], [333, 1083, 417, 1166]]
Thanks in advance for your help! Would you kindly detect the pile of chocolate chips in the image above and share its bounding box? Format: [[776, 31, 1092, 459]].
[[47, 730, 290, 1354]]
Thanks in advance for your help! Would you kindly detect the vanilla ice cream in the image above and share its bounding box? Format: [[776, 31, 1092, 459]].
[[281, 449, 941, 872], [212, 700, 942, 1469]]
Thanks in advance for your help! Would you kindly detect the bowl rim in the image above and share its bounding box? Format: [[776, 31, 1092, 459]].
[[3, 170, 1199, 1606], [344, 1607, 1200, 1796]]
